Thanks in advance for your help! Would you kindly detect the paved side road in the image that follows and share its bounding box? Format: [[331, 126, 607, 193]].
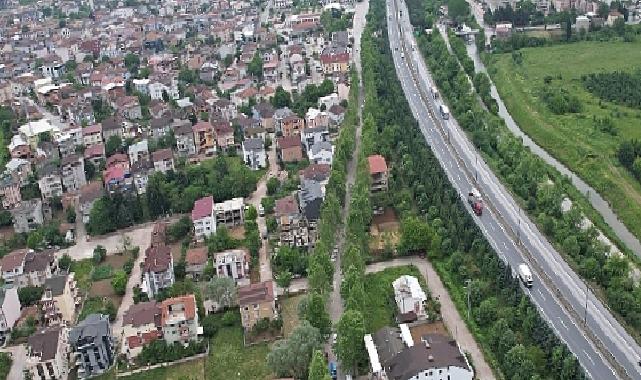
[[365, 258, 496, 380]]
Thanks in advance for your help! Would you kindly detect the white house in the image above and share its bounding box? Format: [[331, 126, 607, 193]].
[[307, 141, 334, 166], [365, 325, 473, 380], [191, 196, 216, 242], [0, 287, 20, 343], [242, 138, 266, 170], [128, 139, 149, 165], [392, 275, 427, 320], [142, 245, 175, 298]]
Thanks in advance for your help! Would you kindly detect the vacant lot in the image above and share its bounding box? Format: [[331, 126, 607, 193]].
[[206, 327, 273, 380], [489, 39, 641, 240], [280, 293, 304, 337], [95, 359, 205, 380]]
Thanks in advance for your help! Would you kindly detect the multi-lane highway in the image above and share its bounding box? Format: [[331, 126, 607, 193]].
[[386, 0, 641, 378]]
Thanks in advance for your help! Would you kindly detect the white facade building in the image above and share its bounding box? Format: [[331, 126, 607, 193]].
[[392, 275, 427, 320]]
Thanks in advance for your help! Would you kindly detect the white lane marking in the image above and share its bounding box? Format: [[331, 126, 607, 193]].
[[537, 288, 546, 301], [584, 350, 595, 366], [559, 318, 568, 330]]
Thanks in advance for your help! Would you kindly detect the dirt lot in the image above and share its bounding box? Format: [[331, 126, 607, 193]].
[[369, 208, 401, 254], [88, 280, 123, 310], [408, 320, 449, 343], [229, 225, 245, 240], [104, 254, 129, 270]]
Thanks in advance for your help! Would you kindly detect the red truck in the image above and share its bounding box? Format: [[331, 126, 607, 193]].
[[468, 188, 483, 216]]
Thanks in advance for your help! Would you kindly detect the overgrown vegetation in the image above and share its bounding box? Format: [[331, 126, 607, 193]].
[[583, 70, 641, 110]]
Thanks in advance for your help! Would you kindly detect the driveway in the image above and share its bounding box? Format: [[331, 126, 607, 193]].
[[1, 344, 26, 380]]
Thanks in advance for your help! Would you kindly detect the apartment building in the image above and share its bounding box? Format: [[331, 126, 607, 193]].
[[38, 163, 63, 199], [40, 273, 81, 327], [26, 327, 69, 380], [142, 245, 175, 298], [160, 295, 202, 345], [0, 287, 20, 343], [60, 154, 86, 192], [214, 197, 245, 228], [192, 196, 216, 242], [238, 281, 277, 332], [214, 249, 250, 284], [69, 314, 115, 379]]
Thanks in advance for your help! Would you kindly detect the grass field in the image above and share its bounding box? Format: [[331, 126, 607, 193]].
[[206, 327, 273, 380], [489, 39, 641, 240], [363, 265, 427, 332], [96, 359, 205, 380], [280, 294, 304, 337]]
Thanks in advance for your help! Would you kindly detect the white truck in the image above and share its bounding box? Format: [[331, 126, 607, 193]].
[[439, 104, 450, 119], [518, 263, 533, 288]]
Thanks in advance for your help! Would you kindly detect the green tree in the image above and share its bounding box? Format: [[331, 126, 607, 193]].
[[335, 309, 366, 375], [308, 350, 331, 380], [26, 231, 43, 250], [105, 135, 122, 156], [271, 86, 292, 108], [245, 205, 258, 221], [204, 276, 237, 310], [267, 321, 321, 379], [448, 0, 469, 21], [18, 286, 44, 306], [267, 177, 280, 195], [299, 292, 331, 338], [58, 254, 72, 271], [398, 215, 434, 255], [84, 159, 96, 180], [247, 52, 264, 80], [124, 53, 140, 73], [66, 206, 76, 223], [504, 344, 536, 380], [111, 270, 127, 295], [275, 270, 293, 292]]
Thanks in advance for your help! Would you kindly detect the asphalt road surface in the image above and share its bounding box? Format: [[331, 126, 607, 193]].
[[387, 0, 641, 378]]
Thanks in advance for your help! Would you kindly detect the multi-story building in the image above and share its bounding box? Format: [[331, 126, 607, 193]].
[[192, 121, 216, 156], [151, 148, 174, 173], [392, 275, 427, 322], [38, 163, 63, 199], [69, 314, 114, 378], [281, 114, 304, 137], [79, 182, 103, 224], [82, 123, 103, 147], [0, 175, 21, 209], [185, 247, 208, 280], [142, 245, 175, 298], [277, 135, 303, 164], [192, 196, 216, 242], [26, 327, 69, 380], [10, 199, 45, 233], [175, 121, 196, 157], [242, 138, 267, 170], [214, 197, 245, 228], [61, 154, 86, 192], [160, 294, 201, 345], [128, 140, 149, 165], [238, 281, 277, 332], [40, 273, 81, 327], [214, 249, 250, 284], [320, 45, 350, 75], [131, 159, 154, 195], [368, 154, 388, 193], [0, 287, 20, 344], [365, 326, 473, 380]]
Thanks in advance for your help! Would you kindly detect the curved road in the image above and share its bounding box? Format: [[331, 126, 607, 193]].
[[388, 0, 641, 378], [464, 2, 641, 258]]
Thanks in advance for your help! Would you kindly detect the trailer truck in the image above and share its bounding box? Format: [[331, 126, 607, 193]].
[[467, 188, 483, 216], [518, 264, 533, 287]]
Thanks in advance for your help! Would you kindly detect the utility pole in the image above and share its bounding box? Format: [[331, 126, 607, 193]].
[[465, 279, 472, 320]]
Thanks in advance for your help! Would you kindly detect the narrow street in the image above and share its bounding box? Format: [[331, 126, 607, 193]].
[[326, 0, 369, 377], [245, 140, 279, 283]]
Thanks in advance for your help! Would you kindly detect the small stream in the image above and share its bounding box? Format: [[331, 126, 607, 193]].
[[463, 37, 641, 259]]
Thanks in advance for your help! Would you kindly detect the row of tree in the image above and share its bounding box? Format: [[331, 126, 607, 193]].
[[362, 1, 588, 378]]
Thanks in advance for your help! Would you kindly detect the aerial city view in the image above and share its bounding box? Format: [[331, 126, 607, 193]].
[[0, 0, 639, 378]]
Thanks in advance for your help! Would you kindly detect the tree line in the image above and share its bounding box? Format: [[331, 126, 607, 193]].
[[357, 0, 587, 378], [419, 0, 641, 346]]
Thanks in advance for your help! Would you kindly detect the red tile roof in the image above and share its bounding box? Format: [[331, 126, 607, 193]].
[[102, 165, 125, 183], [126, 330, 161, 349], [191, 196, 214, 220], [84, 143, 105, 158], [82, 123, 102, 136], [160, 294, 197, 325], [277, 135, 301, 150], [192, 121, 212, 133], [151, 148, 173, 162], [274, 195, 298, 216], [368, 154, 388, 175], [0, 249, 27, 272], [142, 246, 173, 273]]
